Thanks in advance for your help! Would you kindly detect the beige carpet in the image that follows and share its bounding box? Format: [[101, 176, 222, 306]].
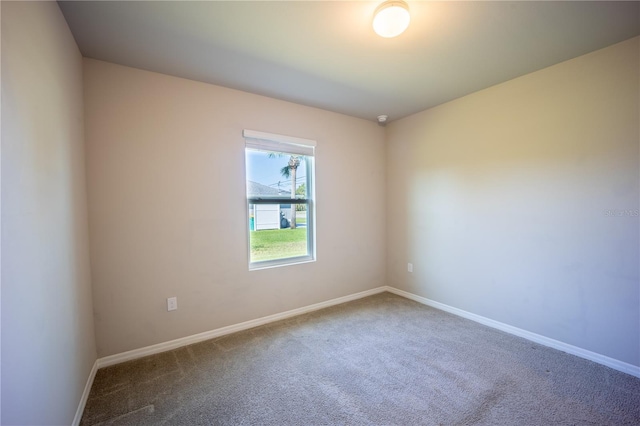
[[81, 292, 640, 425]]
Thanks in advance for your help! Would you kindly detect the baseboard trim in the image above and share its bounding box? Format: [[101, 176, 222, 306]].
[[95, 285, 639, 379], [385, 286, 640, 378], [73, 359, 98, 426], [97, 286, 388, 368]]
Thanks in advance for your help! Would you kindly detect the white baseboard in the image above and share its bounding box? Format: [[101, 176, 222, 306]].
[[73, 359, 98, 426], [95, 285, 639, 379], [385, 286, 640, 379], [97, 286, 388, 368]]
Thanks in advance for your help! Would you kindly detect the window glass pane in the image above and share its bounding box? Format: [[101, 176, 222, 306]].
[[248, 202, 308, 262], [246, 148, 311, 265], [246, 149, 307, 199]]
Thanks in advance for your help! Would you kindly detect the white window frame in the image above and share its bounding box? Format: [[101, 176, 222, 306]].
[[244, 129, 316, 270]]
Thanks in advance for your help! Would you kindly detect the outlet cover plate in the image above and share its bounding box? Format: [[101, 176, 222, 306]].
[[167, 297, 178, 311]]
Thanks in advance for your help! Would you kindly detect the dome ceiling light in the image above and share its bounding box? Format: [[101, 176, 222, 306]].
[[373, 1, 411, 38]]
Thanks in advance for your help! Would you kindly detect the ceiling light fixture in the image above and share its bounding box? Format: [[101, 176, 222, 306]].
[[373, 0, 410, 38]]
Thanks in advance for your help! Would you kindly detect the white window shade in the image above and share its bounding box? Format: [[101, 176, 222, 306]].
[[243, 129, 315, 156]]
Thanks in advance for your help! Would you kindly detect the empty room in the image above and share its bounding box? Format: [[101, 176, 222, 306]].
[[2, 1, 639, 425]]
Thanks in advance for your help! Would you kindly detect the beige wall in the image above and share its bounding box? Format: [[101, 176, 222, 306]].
[[3, 8, 635, 418], [387, 37, 639, 366], [1, 2, 97, 424], [83, 59, 386, 357]]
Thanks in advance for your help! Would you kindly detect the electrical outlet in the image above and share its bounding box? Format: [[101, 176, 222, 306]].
[[167, 297, 178, 311], [408, 263, 413, 273]]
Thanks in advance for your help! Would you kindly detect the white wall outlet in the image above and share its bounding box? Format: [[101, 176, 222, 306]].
[[408, 263, 413, 273], [167, 297, 178, 311]]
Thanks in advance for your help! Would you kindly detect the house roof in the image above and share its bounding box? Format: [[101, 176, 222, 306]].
[[247, 181, 291, 199]]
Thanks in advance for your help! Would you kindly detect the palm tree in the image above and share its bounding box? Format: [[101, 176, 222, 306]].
[[268, 153, 302, 229], [279, 155, 301, 229]]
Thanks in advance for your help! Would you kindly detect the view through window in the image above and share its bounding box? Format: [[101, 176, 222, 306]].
[[244, 131, 315, 269]]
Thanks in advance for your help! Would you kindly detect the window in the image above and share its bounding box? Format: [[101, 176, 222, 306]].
[[244, 130, 315, 269]]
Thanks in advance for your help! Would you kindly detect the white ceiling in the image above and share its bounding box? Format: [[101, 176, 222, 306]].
[[59, 1, 640, 122]]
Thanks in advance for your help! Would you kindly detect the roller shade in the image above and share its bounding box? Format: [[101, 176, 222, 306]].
[[243, 129, 315, 156]]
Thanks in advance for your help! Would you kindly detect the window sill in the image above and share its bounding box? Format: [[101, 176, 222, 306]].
[[249, 255, 315, 271]]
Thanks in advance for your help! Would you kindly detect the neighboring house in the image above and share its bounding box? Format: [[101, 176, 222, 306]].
[[247, 181, 292, 230]]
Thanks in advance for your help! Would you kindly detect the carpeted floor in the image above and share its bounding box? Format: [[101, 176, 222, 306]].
[[81, 292, 640, 425]]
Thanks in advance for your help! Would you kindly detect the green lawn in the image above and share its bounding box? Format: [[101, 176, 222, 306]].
[[250, 227, 307, 262]]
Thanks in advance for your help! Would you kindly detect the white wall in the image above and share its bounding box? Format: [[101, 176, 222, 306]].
[[83, 59, 386, 357], [1, 2, 97, 424], [387, 37, 639, 367]]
